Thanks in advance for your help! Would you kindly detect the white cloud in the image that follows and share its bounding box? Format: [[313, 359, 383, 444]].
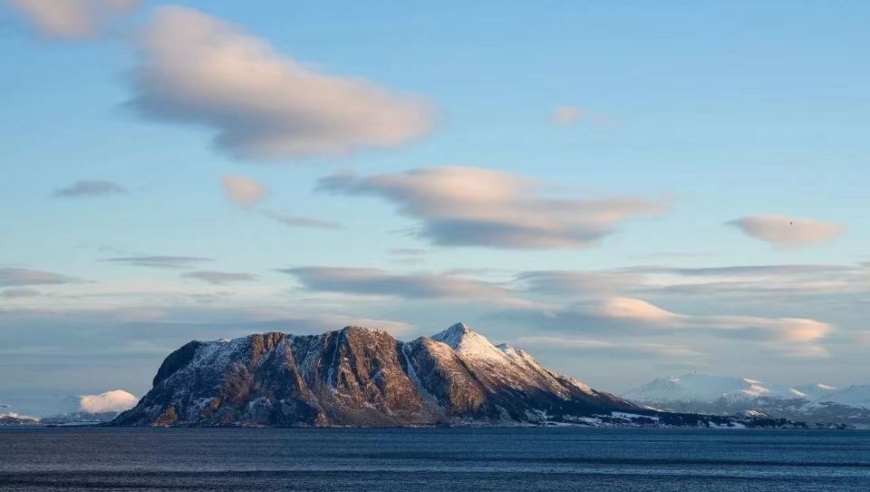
[[594, 297, 679, 323], [61, 390, 138, 414], [5, 0, 140, 39], [318, 166, 667, 249], [128, 6, 434, 161], [726, 215, 844, 247], [221, 175, 268, 207], [590, 297, 832, 345]]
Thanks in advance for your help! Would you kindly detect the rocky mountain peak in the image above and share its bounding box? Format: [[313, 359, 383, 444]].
[[430, 322, 504, 362], [113, 323, 640, 427], [431, 322, 473, 346]]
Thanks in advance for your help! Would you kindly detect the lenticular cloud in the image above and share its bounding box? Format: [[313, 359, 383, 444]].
[[129, 7, 434, 161]]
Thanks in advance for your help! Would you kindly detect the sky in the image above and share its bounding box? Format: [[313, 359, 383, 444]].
[[1, 0, 869, 415]]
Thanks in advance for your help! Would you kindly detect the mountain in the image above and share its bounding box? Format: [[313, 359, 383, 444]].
[[793, 383, 839, 399], [114, 324, 826, 428], [41, 390, 139, 424], [623, 374, 801, 403], [114, 324, 645, 427], [623, 374, 870, 425], [820, 385, 870, 409]]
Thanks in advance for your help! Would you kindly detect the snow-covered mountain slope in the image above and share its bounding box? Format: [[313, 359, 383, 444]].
[[794, 383, 839, 399], [623, 374, 803, 403], [113, 323, 646, 427], [624, 374, 870, 424], [430, 323, 596, 401], [821, 385, 870, 410], [0, 411, 40, 425]]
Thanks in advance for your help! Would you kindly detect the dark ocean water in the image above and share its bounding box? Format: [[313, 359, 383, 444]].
[[1, 428, 868, 491]]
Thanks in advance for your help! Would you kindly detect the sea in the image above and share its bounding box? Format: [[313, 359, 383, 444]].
[[1, 427, 868, 491]]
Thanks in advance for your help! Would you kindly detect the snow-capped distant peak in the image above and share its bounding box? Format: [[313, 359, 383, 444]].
[[624, 373, 854, 407], [819, 385, 870, 410], [623, 373, 795, 403], [58, 390, 139, 415]]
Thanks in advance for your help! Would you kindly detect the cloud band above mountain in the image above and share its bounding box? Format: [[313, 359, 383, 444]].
[[318, 166, 668, 249]]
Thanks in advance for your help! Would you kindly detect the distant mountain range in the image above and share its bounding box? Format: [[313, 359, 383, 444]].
[[113, 324, 831, 428], [623, 373, 870, 425]]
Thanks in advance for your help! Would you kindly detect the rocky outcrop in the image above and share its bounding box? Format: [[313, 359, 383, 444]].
[[113, 323, 641, 427]]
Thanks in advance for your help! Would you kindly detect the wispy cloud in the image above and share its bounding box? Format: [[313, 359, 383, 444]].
[[127, 6, 434, 161], [518, 270, 644, 296], [726, 215, 844, 247], [53, 180, 126, 198], [515, 336, 705, 358], [261, 211, 342, 230], [390, 248, 427, 265], [281, 266, 512, 300], [181, 271, 258, 285], [217, 175, 339, 228], [517, 263, 870, 301], [318, 166, 667, 249], [629, 264, 853, 277], [4, 0, 140, 39], [595, 297, 831, 344], [0, 268, 80, 287], [498, 296, 833, 358], [220, 175, 268, 207], [1, 288, 41, 299], [104, 256, 212, 269], [391, 248, 427, 256]]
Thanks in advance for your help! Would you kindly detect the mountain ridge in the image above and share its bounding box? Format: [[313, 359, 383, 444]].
[[114, 323, 647, 427], [623, 373, 870, 425]]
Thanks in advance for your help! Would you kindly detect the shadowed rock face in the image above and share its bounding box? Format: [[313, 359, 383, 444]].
[[113, 324, 639, 427]]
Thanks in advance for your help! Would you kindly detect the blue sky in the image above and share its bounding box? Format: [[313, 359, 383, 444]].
[[1, 0, 868, 414]]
